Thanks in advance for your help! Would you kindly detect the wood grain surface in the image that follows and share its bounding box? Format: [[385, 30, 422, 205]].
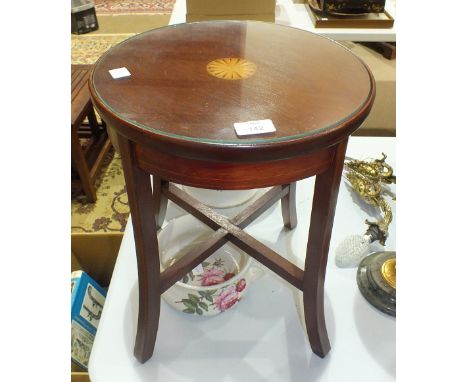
[[90, 21, 375, 161]]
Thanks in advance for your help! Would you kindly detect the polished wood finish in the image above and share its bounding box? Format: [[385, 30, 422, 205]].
[[163, 184, 304, 290], [89, 21, 376, 363], [135, 144, 333, 189], [118, 136, 161, 363], [160, 185, 291, 292], [71, 65, 112, 202], [90, 21, 374, 162], [303, 138, 348, 357]]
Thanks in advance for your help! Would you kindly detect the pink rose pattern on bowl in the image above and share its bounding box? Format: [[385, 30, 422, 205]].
[[181, 257, 235, 287], [176, 257, 247, 315], [215, 286, 240, 311], [200, 268, 225, 286]]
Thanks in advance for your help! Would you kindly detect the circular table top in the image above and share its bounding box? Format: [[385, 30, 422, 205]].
[[90, 21, 375, 161]]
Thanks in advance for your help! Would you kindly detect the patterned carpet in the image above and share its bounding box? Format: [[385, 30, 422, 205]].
[[71, 34, 135, 65], [71, 1, 174, 232], [95, 0, 176, 14], [72, 151, 129, 232]]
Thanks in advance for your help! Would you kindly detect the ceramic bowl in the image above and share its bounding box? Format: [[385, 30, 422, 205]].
[[159, 215, 262, 316]]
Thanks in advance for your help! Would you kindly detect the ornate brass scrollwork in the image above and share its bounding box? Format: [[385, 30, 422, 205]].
[[344, 153, 396, 245]]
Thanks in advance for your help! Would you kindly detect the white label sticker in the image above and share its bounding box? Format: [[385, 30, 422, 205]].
[[234, 119, 276, 136], [192, 263, 204, 275], [109, 67, 131, 79]]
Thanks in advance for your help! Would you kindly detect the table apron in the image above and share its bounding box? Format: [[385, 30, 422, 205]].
[[135, 144, 334, 189]]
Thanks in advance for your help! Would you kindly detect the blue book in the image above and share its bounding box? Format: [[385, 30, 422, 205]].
[[71, 271, 107, 370]]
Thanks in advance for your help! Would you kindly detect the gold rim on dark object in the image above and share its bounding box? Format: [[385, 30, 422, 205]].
[[380, 258, 396, 288], [206, 58, 257, 80]]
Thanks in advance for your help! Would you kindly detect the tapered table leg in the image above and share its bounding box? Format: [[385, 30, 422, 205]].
[[118, 135, 161, 363], [303, 139, 348, 357], [281, 183, 297, 230]]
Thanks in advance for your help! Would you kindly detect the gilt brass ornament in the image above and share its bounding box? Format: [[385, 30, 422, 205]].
[[345, 153, 395, 245], [206, 58, 257, 80], [335, 153, 396, 268]]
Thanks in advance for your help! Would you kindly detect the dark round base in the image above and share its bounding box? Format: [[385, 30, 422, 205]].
[[356, 251, 396, 317]]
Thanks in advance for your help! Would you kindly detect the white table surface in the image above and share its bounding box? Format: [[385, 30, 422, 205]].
[[170, 0, 396, 42], [89, 136, 396, 382]]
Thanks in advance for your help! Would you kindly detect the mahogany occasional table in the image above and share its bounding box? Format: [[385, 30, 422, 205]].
[[89, 21, 375, 364]]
